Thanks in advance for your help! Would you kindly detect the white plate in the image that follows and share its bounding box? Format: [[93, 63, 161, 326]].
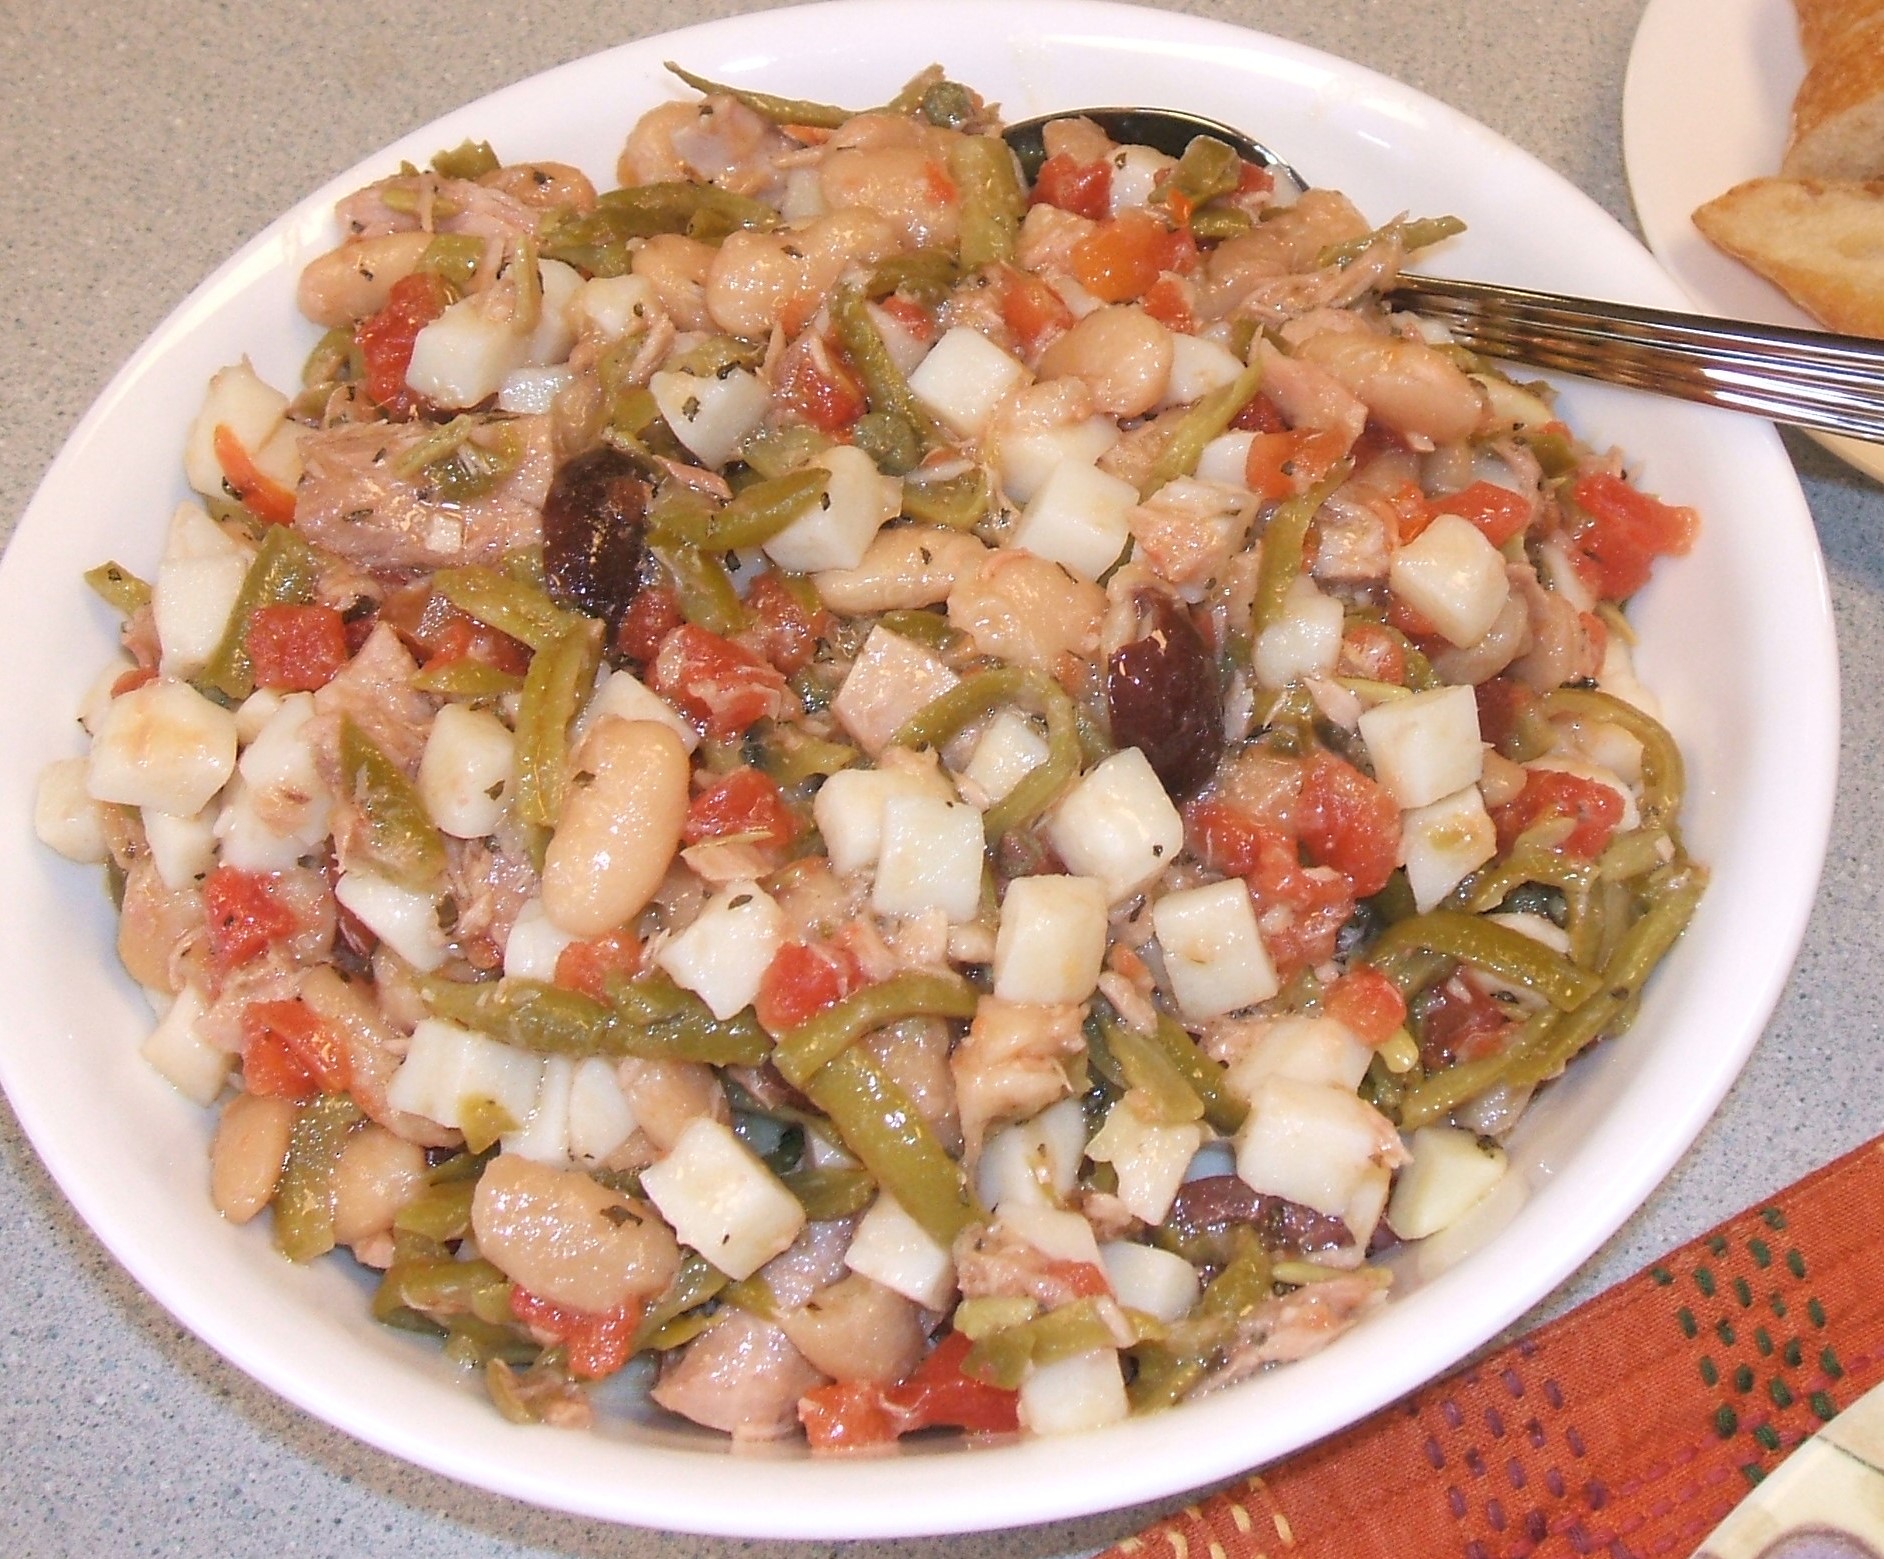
[[0, 0, 1838, 1538], [1624, 0, 1884, 481]]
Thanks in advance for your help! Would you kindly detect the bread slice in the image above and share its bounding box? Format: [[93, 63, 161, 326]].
[[1784, 12, 1884, 179], [1794, 0, 1884, 63], [1692, 176, 1884, 336]]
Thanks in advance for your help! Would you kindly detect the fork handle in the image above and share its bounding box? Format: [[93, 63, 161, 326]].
[[1390, 273, 1884, 444]]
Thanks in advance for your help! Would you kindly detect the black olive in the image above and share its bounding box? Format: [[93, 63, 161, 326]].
[[1106, 592, 1223, 798], [541, 446, 651, 631]]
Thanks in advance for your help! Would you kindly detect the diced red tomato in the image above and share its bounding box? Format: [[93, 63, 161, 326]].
[[509, 1287, 642, 1380], [1474, 676, 1537, 757], [1238, 160, 1276, 196], [1564, 471, 1697, 600], [1042, 1259, 1112, 1299], [998, 265, 1075, 357], [1325, 967, 1408, 1047], [755, 939, 863, 1035], [1029, 152, 1112, 220], [1387, 595, 1442, 643], [1140, 273, 1195, 334], [111, 665, 158, 698], [1070, 210, 1198, 303], [203, 865, 301, 972], [212, 424, 297, 526], [244, 604, 349, 692], [1430, 480, 1532, 548], [1183, 797, 1352, 978], [743, 571, 830, 676], [1183, 797, 1282, 878], [1296, 750, 1399, 898], [1231, 393, 1290, 434], [240, 998, 350, 1100], [875, 292, 936, 343], [885, 1330, 1021, 1434], [1491, 769, 1624, 859], [779, 331, 868, 433], [683, 768, 798, 852], [377, 580, 531, 676], [553, 930, 643, 1003], [650, 623, 787, 740], [355, 271, 450, 418], [1337, 622, 1408, 686], [799, 1379, 900, 1451], [1243, 428, 1349, 504], [614, 585, 683, 668], [1418, 975, 1516, 1068]]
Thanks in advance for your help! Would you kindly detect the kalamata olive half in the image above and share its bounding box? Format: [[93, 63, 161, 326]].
[[1106, 592, 1223, 798], [541, 446, 650, 630]]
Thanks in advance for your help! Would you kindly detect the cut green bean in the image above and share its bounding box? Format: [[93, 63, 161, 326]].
[[273, 1093, 366, 1263], [773, 970, 979, 1089], [409, 659, 525, 699], [1367, 909, 1602, 1009], [1149, 1014, 1247, 1136], [1096, 1016, 1203, 1125], [339, 717, 446, 887], [631, 1252, 730, 1352], [949, 135, 1025, 269], [84, 561, 151, 617], [593, 180, 780, 242], [431, 138, 500, 180], [831, 284, 942, 444], [1251, 466, 1350, 638], [1141, 359, 1263, 498], [900, 467, 992, 529], [434, 564, 573, 652], [512, 617, 605, 830], [652, 542, 746, 637], [197, 524, 319, 701], [865, 248, 960, 305], [1540, 687, 1685, 829], [664, 62, 855, 129], [963, 1297, 1125, 1390], [780, 1165, 877, 1221], [647, 467, 829, 550]]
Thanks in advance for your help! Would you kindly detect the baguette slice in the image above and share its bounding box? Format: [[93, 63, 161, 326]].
[[1784, 12, 1884, 180], [1693, 176, 1884, 337]]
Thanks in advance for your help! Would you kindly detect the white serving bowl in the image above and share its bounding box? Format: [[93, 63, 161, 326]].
[[0, 0, 1836, 1538]]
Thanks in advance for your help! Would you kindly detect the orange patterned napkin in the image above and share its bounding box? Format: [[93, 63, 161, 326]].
[[1100, 1137, 1884, 1559]]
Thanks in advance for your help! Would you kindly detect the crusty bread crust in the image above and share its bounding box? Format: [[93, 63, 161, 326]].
[[1794, 0, 1884, 62], [1784, 7, 1884, 179], [1693, 175, 1884, 335]]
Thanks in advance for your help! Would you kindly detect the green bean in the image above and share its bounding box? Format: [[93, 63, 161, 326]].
[[84, 560, 151, 617], [1367, 909, 1601, 1009], [1395, 1008, 1553, 1129], [800, 1048, 981, 1246], [1456, 842, 1599, 915], [609, 1001, 773, 1067], [484, 1356, 585, 1424], [419, 973, 612, 1050], [1128, 1235, 1272, 1411], [852, 411, 925, 476], [431, 138, 500, 180], [1189, 204, 1255, 240], [901, 467, 992, 528], [831, 285, 942, 444], [391, 1177, 477, 1243], [1598, 826, 1670, 883], [1540, 687, 1685, 829], [443, 1315, 539, 1369], [416, 232, 485, 291], [739, 424, 832, 479], [273, 1093, 366, 1263], [780, 1165, 877, 1221], [302, 325, 362, 391], [1250, 466, 1350, 639], [197, 524, 319, 701], [408, 659, 524, 699], [1319, 214, 1466, 270], [1095, 1016, 1201, 1125], [875, 608, 959, 652], [758, 726, 858, 787], [537, 207, 634, 278], [647, 467, 829, 550], [434, 564, 572, 652], [339, 718, 446, 888], [865, 248, 960, 306], [594, 180, 780, 243], [949, 136, 1024, 269], [773, 970, 979, 1089], [1166, 136, 1243, 209], [1141, 360, 1264, 498], [631, 1252, 730, 1352], [652, 542, 746, 637], [375, 1254, 512, 1324], [512, 618, 605, 830], [664, 62, 855, 130], [1148, 1015, 1247, 1136], [963, 1297, 1125, 1390]]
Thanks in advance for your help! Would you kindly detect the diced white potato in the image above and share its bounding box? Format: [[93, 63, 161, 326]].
[[577, 665, 698, 752], [1100, 1240, 1201, 1323], [573, 273, 660, 342], [232, 686, 284, 745], [965, 708, 1051, 804], [1356, 683, 1484, 809], [522, 257, 583, 367], [153, 502, 253, 679], [87, 677, 239, 818], [845, 1191, 957, 1309], [385, 1018, 545, 1134], [1346, 1162, 1393, 1247], [213, 777, 295, 874], [143, 805, 218, 891], [1527, 754, 1641, 831], [418, 703, 514, 840], [1234, 1076, 1403, 1219], [655, 880, 784, 1019], [503, 896, 576, 981], [1388, 512, 1511, 648], [997, 1201, 1107, 1273], [1159, 333, 1245, 409], [1401, 784, 1497, 912], [139, 982, 230, 1106], [1085, 1096, 1203, 1225], [831, 625, 960, 755], [1020, 1348, 1129, 1436], [1151, 877, 1279, 1020], [872, 793, 986, 923], [762, 443, 902, 574], [496, 364, 573, 415], [640, 1117, 805, 1282], [1224, 1015, 1373, 1101], [906, 325, 1031, 440], [1195, 430, 1254, 489], [1011, 460, 1137, 581], [334, 868, 449, 972], [503, 1055, 575, 1165], [1387, 1124, 1509, 1240], [34, 757, 110, 864], [995, 417, 1121, 505], [648, 366, 771, 468], [405, 292, 529, 409], [1253, 575, 1345, 690], [1045, 747, 1184, 903], [566, 1056, 638, 1165], [213, 691, 330, 871], [182, 360, 291, 498], [1108, 144, 1176, 213], [993, 874, 1108, 1004], [976, 1097, 1089, 1210], [812, 763, 953, 876]]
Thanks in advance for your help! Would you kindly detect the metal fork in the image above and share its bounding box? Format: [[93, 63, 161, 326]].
[[1389, 274, 1884, 444]]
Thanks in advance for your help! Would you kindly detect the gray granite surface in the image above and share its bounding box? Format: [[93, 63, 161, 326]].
[[0, 0, 1877, 1554]]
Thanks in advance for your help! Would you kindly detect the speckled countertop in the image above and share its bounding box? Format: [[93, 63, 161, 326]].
[[1, 1, 1878, 1554]]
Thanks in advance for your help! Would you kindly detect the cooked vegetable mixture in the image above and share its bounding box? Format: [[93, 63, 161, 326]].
[[36, 65, 1704, 1447]]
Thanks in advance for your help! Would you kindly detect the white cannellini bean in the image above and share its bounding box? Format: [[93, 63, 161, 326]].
[[209, 1092, 298, 1223], [295, 231, 433, 329], [418, 703, 515, 839], [329, 1123, 429, 1246], [541, 717, 689, 938]]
